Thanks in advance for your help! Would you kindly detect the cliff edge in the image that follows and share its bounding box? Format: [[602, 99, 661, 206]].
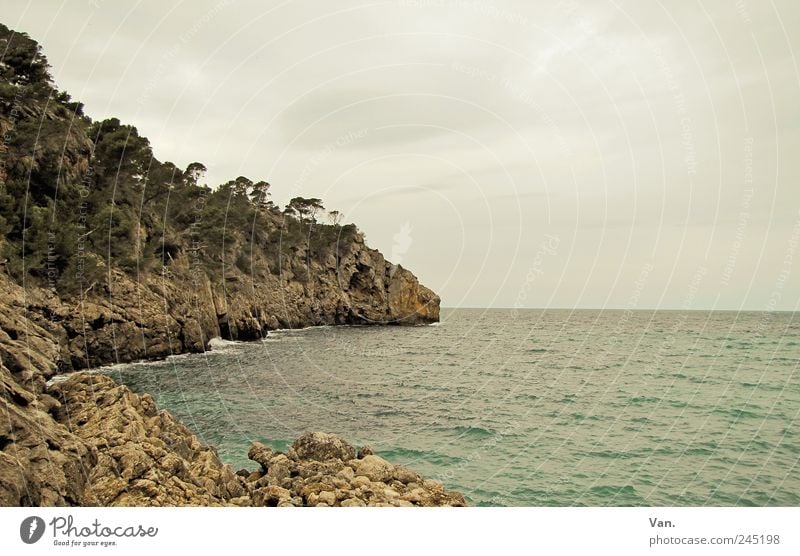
[[0, 22, 454, 507]]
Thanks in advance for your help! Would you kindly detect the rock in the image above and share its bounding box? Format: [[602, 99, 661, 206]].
[[355, 455, 394, 482], [357, 445, 374, 458], [47, 373, 241, 506], [247, 442, 274, 470], [401, 488, 426, 504], [317, 490, 337, 506], [341, 497, 366, 507], [383, 487, 400, 499], [292, 432, 356, 462], [392, 465, 420, 484], [265, 454, 292, 483], [297, 460, 346, 479], [336, 466, 355, 481], [0, 271, 461, 508], [252, 485, 292, 506], [423, 479, 444, 491]]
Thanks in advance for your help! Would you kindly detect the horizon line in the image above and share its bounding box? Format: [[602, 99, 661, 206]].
[[441, 306, 799, 313]]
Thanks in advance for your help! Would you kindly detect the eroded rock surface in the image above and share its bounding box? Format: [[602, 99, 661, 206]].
[[243, 432, 466, 507], [49, 373, 245, 506], [2, 360, 466, 507]]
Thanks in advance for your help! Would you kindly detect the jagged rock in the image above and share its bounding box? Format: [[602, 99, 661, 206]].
[[355, 455, 394, 483], [0, 366, 94, 506], [357, 445, 374, 458], [317, 490, 337, 506], [0, 276, 463, 508], [265, 454, 291, 483], [252, 485, 292, 506], [247, 442, 274, 470], [292, 432, 356, 462], [393, 465, 421, 484], [336, 466, 355, 481], [47, 373, 241, 506]]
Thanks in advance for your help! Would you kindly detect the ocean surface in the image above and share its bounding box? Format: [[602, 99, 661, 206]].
[[101, 309, 800, 506]]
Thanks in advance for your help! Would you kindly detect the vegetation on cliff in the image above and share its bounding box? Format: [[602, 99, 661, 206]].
[[0, 22, 360, 295]]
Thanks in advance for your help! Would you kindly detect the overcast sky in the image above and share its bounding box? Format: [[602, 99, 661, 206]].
[[6, 0, 799, 309]]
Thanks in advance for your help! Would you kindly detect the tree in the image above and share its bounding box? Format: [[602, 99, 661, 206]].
[[184, 162, 207, 187], [0, 23, 52, 87], [286, 197, 324, 222], [328, 210, 343, 226], [249, 180, 272, 209]]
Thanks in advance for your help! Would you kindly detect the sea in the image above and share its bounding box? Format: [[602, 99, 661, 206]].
[[100, 308, 800, 506]]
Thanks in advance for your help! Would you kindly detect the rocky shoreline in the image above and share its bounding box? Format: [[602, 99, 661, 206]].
[[46, 373, 465, 507], [0, 270, 463, 507]]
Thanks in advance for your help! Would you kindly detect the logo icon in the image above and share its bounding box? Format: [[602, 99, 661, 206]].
[[20, 516, 45, 544]]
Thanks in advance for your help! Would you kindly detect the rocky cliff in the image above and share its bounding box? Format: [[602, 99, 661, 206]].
[[0, 22, 454, 507], [0, 273, 458, 507], [39, 233, 440, 371]]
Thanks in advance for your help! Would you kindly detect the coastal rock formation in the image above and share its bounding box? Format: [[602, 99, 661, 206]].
[[244, 433, 466, 507], [4, 369, 466, 507], [0, 22, 450, 508], [49, 373, 245, 506], [0, 366, 94, 506], [16, 240, 439, 372], [0, 268, 459, 506], [290, 432, 357, 462], [0, 276, 94, 506]]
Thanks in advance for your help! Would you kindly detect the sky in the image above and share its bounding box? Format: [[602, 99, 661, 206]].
[[4, 0, 799, 310]]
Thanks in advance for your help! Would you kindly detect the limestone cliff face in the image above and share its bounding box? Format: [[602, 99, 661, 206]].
[[0, 273, 461, 506], [27, 227, 439, 371], [0, 276, 92, 505]]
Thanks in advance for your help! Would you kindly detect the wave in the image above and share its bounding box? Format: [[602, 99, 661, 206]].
[[208, 336, 241, 349], [451, 425, 498, 439], [629, 396, 662, 405], [712, 408, 762, 419], [378, 446, 464, 466], [570, 413, 602, 421], [589, 485, 647, 506], [45, 368, 101, 387]]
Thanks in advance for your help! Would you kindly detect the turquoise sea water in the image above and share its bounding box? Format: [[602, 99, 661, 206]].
[[102, 309, 800, 506]]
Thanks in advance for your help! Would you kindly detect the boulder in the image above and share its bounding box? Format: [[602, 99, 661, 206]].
[[265, 454, 292, 483], [392, 465, 420, 484], [355, 455, 394, 482], [291, 432, 356, 462], [252, 485, 292, 506], [247, 442, 274, 470]]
